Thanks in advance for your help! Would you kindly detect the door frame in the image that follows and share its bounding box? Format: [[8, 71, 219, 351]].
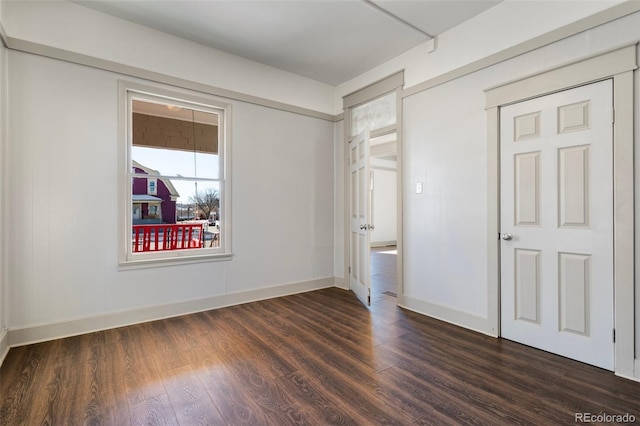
[[485, 43, 637, 379], [343, 71, 404, 305]]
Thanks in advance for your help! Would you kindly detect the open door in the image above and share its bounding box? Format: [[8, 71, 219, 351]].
[[350, 131, 372, 306]]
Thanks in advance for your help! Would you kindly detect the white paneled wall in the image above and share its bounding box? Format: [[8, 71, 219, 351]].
[[7, 51, 334, 332], [403, 69, 492, 320]]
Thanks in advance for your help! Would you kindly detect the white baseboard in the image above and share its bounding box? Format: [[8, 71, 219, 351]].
[[615, 372, 640, 383], [334, 276, 347, 290], [398, 294, 496, 337], [0, 328, 9, 367], [616, 358, 640, 383], [9, 277, 335, 347], [371, 241, 397, 248], [625, 359, 640, 382]]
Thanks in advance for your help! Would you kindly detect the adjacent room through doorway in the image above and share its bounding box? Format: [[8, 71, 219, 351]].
[[369, 131, 398, 304], [371, 246, 397, 301]]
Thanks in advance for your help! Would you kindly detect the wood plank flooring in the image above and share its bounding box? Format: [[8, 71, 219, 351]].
[[371, 246, 397, 299], [1, 287, 639, 425]]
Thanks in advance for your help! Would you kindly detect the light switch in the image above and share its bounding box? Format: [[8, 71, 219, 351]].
[[416, 182, 423, 194]]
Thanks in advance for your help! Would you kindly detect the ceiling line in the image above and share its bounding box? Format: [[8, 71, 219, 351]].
[[360, 0, 434, 39]]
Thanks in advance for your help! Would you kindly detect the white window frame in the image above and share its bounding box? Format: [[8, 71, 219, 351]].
[[118, 80, 233, 267]]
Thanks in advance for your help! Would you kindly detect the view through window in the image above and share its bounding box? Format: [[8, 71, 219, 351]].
[[126, 94, 228, 260]]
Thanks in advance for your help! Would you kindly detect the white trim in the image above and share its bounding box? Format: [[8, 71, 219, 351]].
[[0, 329, 8, 367], [343, 71, 404, 109], [0, 30, 7, 369], [485, 43, 638, 108], [334, 276, 347, 290], [403, 1, 640, 100], [398, 295, 495, 337], [371, 241, 397, 248], [395, 87, 404, 300], [8, 277, 335, 347], [371, 166, 396, 173], [616, 362, 640, 383], [343, 107, 351, 298], [486, 106, 500, 337], [118, 252, 234, 270], [348, 125, 397, 144], [485, 45, 636, 377], [613, 71, 636, 377], [0, 22, 7, 49]]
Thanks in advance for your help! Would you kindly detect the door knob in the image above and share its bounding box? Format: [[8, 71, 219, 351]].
[[360, 225, 366, 230], [501, 233, 513, 241]]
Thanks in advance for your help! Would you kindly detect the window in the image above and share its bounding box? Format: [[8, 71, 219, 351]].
[[120, 82, 231, 264], [350, 91, 396, 137]]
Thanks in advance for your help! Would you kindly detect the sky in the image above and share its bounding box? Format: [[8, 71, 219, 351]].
[[132, 146, 220, 203]]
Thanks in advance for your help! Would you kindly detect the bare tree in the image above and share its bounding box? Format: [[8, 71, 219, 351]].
[[190, 188, 220, 220]]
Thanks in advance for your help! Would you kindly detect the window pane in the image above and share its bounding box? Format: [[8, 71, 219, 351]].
[[350, 91, 396, 137], [131, 176, 221, 252], [132, 100, 219, 179], [132, 146, 220, 180]]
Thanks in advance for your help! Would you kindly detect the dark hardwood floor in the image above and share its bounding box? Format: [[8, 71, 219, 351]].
[[1, 287, 639, 425], [371, 246, 397, 300]]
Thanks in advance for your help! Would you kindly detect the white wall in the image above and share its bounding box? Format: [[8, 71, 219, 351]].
[[371, 161, 396, 245], [403, 68, 492, 319], [7, 50, 334, 333], [2, 0, 336, 115]]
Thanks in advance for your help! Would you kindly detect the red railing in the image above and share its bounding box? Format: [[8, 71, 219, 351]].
[[132, 223, 204, 252]]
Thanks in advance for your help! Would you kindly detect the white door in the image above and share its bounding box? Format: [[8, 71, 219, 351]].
[[350, 131, 372, 306], [500, 80, 614, 370]]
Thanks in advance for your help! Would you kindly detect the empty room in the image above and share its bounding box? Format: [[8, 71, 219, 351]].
[[1, 0, 639, 424]]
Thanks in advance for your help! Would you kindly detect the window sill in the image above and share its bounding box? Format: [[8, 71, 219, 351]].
[[119, 252, 234, 270]]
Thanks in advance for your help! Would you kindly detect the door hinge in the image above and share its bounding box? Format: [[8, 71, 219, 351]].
[[612, 108, 615, 124], [613, 328, 616, 343]]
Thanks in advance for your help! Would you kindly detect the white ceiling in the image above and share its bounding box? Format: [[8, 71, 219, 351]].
[[73, 0, 501, 86]]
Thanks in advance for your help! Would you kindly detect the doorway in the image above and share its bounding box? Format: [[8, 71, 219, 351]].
[[485, 45, 636, 377], [499, 80, 614, 370], [370, 132, 398, 303], [344, 72, 403, 308]]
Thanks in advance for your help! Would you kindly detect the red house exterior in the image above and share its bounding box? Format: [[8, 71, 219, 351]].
[[132, 160, 180, 224]]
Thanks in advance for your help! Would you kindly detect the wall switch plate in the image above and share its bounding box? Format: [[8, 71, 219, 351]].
[[416, 182, 423, 194]]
